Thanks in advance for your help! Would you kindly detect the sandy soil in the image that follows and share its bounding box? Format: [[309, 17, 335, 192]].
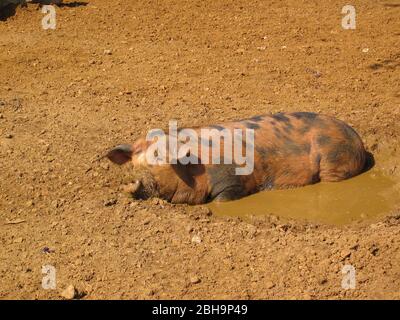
[[0, 0, 399, 299]]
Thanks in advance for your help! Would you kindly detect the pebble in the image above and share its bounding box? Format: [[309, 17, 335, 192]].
[[370, 246, 379, 256], [13, 237, 24, 244], [104, 198, 117, 207], [42, 247, 53, 254], [26, 200, 34, 207], [146, 288, 155, 296], [191, 235, 202, 244], [5, 133, 13, 139], [340, 250, 352, 260], [190, 276, 201, 284], [103, 49, 112, 55], [60, 285, 77, 300], [100, 162, 109, 170]]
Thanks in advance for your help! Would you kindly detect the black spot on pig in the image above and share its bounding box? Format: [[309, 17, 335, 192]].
[[336, 121, 360, 142], [298, 125, 311, 134], [260, 175, 275, 190], [282, 137, 305, 155], [302, 143, 311, 153], [344, 171, 352, 179], [208, 125, 225, 131], [243, 121, 260, 130], [317, 135, 331, 146], [249, 115, 264, 122], [292, 112, 318, 121], [171, 160, 205, 189], [256, 146, 268, 159], [315, 153, 322, 165], [282, 124, 293, 134], [272, 113, 291, 123], [362, 151, 375, 173], [327, 144, 355, 163], [273, 127, 282, 139], [199, 137, 213, 148], [311, 172, 320, 183], [207, 164, 245, 201], [274, 114, 294, 132]]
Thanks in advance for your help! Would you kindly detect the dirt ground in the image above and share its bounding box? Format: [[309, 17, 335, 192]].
[[0, 0, 399, 300]]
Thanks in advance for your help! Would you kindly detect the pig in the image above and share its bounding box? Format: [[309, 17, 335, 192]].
[[106, 112, 372, 204]]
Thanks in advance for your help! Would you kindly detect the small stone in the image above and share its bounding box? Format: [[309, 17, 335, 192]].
[[26, 200, 34, 207], [362, 48, 369, 53], [200, 206, 212, 216], [100, 162, 109, 170], [103, 49, 112, 55], [191, 235, 202, 244], [60, 285, 77, 300], [340, 250, 352, 260], [370, 245, 379, 256], [75, 258, 83, 266], [13, 237, 24, 243], [146, 288, 155, 296], [104, 198, 117, 207], [303, 293, 312, 300], [42, 247, 53, 254], [129, 201, 139, 208], [264, 280, 274, 289], [5, 133, 13, 139], [84, 272, 94, 282], [370, 222, 384, 229], [190, 276, 201, 284]]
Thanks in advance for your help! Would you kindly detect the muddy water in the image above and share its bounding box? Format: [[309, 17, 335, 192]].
[[208, 170, 399, 225]]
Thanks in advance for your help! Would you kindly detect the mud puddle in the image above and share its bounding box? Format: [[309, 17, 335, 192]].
[[208, 170, 399, 225]]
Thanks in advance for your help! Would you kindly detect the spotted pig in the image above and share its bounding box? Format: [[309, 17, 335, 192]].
[[106, 112, 372, 204]]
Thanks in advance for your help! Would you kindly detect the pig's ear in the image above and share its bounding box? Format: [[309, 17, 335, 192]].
[[106, 144, 133, 165]]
